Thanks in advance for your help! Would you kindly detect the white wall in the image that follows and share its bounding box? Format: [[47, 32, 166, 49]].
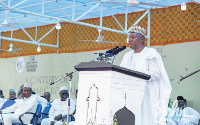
[[0, 41, 199, 112]]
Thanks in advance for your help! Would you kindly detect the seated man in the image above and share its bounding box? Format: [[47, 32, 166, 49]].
[[43, 92, 51, 104], [41, 86, 75, 125], [18, 85, 47, 112], [0, 82, 38, 125], [0, 90, 4, 98], [171, 96, 200, 125], [0, 90, 6, 109]]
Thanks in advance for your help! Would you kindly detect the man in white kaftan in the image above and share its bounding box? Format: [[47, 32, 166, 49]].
[[120, 25, 172, 125], [41, 86, 75, 125], [167, 97, 200, 125], [172, 107, 200, 125], [19, 85, 47, 112], [0, 82, 37, 125], [33, 94, 47, 112]]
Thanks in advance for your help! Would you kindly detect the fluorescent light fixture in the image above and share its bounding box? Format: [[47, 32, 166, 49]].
[[181, 0, 186, 10], [56, 23, 61, 30]]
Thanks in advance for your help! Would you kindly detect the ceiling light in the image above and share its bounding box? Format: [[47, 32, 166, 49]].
[[2, 19, 8, 26], [56, 23, 61, 30], [127, 0, 139, 6], [37, 45, 41, 52], [181, 0, 186, 10]]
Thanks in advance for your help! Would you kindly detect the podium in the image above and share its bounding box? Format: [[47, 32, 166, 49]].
[[74, 61, 150, 125]]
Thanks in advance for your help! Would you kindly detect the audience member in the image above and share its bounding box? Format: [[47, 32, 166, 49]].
[[0, 90, 6, 109], [18, 85, 47, 112], [43, 92, 51, 104], [8, 89, 17, 100], [167, 96, 200, 125], [0, 90, 4, 98], [17, 85, 24, 99], [0, 82, 38, 125], [41, 86, 75, 125]]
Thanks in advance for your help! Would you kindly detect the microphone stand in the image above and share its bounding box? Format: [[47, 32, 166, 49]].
[[180, 69, 200, 81], [50, 71, 76, 125], [66, 74, 73, 125]]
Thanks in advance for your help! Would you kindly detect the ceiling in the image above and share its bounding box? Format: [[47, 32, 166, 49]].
[[0, 0, 197, 32], [0, 0, 198, 49]]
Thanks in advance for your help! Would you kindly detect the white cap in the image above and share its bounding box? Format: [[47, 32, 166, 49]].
[[23, 82, 32, 89], [59, 86, 68, 92]]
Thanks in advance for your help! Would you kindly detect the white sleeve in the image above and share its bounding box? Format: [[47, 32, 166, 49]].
[[146, 57, 161, 81], [186, 107, 200, 124], [37, 95, 48, 112]]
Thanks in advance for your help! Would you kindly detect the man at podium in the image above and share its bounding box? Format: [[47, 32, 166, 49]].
[[120, 25, 172, 125]]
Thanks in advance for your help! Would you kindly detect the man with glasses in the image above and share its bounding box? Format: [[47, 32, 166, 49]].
[[170, 96, 200, 125], [41, 86, 75, 125], [120, 25, 172, 125]]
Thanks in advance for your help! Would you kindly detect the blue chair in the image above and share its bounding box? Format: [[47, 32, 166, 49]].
[[71, 115, 75, 121], [0, 100, 16, 110], [13, 103, 42, 125], [0, 100, 16, 125], [41, 104, 52, 119]]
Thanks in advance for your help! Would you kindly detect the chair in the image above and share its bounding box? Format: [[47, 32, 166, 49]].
[[70, 115, 75, 121], [41, 104, 52, 119], [0, 100, 16, 125], [13, 103, 42, 125], [199, 119, 200, 125], [0, 100, 16, 110]]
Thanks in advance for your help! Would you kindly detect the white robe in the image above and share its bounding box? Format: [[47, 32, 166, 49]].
[[41, 98, 75, 125], [120, 47, 172, 125], [167, 107, 200, 125], [0, 95, 37, 125], [33, 94, 48, 112]]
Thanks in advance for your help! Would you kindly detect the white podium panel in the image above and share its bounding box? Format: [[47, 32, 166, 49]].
[[75, 70, 147, 125]]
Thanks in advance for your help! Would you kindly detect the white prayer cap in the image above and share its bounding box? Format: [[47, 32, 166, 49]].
[[59, 86, 68, 92], [23, 82, 32, 89]]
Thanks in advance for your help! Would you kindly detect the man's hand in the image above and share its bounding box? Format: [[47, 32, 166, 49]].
[[0, 111, 2, 114], [50, 121, 54, 125], [18, 93, 24, 99], [54, 114, 62, 121]]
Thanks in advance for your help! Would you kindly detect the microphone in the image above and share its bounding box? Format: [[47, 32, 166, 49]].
[[50, 81, 55, 85], [112, 46, 126, 55], [66, 71, 76, 76], [50, 71, 77, 85], [105, 46, 119, 53]]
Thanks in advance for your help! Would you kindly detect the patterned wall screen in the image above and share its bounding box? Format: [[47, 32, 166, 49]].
[[1, 3, 199, 58]]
